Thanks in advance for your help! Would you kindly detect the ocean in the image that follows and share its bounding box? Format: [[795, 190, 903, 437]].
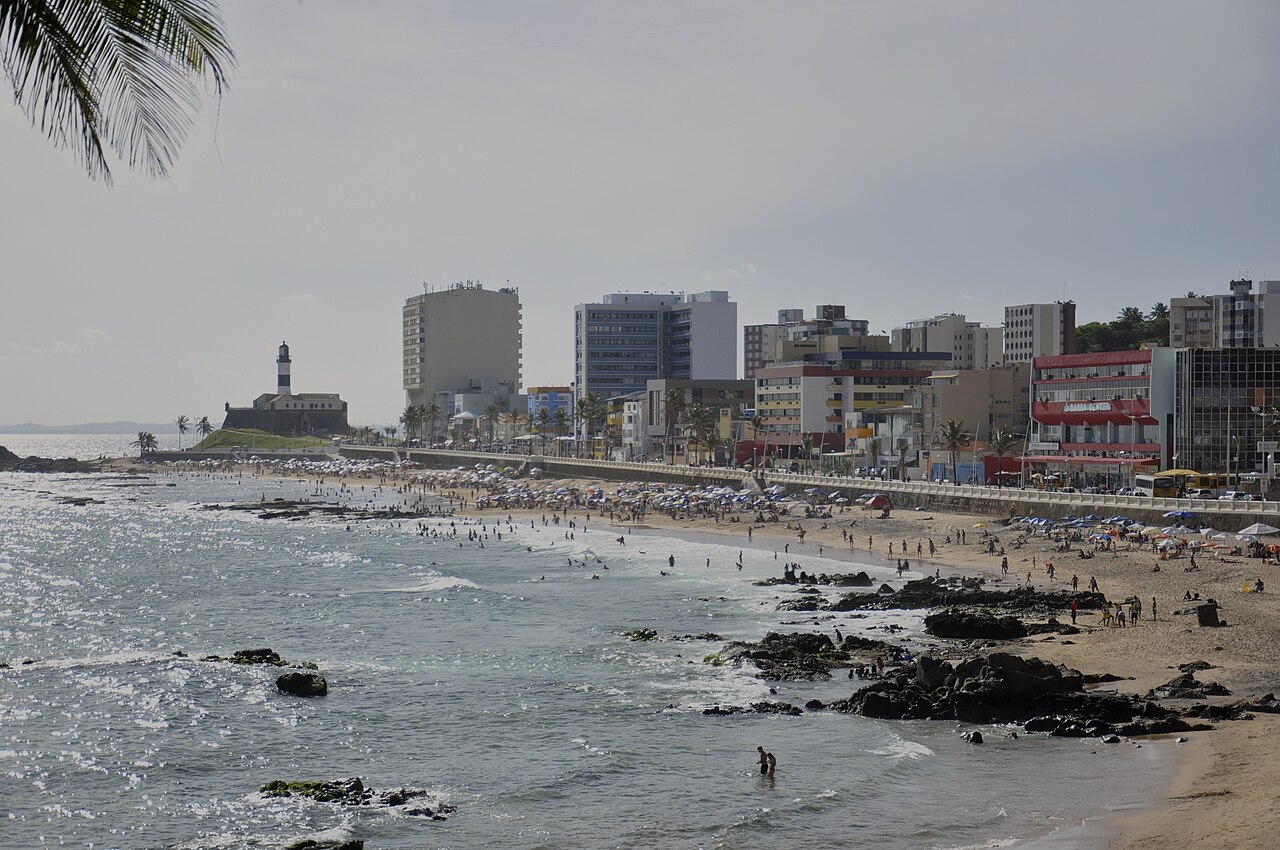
[[0, 437, 1175, 849]]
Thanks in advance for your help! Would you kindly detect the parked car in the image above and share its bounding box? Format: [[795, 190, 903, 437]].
[[1219, 491, 1260, 501], [1186, 488, 1218, 499]]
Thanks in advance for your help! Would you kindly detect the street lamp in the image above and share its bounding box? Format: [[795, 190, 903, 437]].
[[1252, 406, 1274, 501], [1120, 408, 1138, 487]]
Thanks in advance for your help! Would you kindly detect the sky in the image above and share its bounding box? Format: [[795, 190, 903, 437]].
[[4, 0, 1280, 428]]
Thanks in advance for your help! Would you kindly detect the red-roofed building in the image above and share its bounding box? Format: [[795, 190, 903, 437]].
[[1027, 347, 1175, 483]]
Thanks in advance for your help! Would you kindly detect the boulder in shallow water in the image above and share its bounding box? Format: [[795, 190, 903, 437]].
[[277, 671, 329, 697], [285, 841, 364, 850], [623, 628, 658, 641]]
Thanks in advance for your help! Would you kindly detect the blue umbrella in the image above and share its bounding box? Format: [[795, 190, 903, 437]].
[[1163, 510, 1198, 520]]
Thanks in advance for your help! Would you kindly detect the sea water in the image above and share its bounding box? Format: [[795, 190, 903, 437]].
[[0, 453, 1175, 849]]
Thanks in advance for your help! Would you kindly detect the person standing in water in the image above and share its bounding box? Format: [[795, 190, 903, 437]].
[[757, 746, 768, 774], [766, 752, 777, 775]]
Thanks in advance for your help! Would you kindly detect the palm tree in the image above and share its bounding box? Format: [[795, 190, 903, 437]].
[[552, 408, 569, 457], [174, 415, 190, 450], [400, 405, 421, 441], [196, 415, 214, 441], [575, 392, 603, 459], [3, 0, 235, 184], [663, 389, 686, 465], [483, 404, 501, 445], [535, 407, 552, 455], [131, 430, 158, 458], [987, 427, 1021, 488], [684, 403, 715, 466], [383, 426, 397, 444], [939, 418, 970, 486], [424, 403, 443, 445], [800, 433, 815, 474]]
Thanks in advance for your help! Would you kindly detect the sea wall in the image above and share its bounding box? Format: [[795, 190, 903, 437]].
[[337, 446, 1280, 531]]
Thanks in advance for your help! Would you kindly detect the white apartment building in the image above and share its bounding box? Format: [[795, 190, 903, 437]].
[[1003, 302, 1076, 363], [1170, 279, 1280, 349], [403, 281, 522, 411], [891, 313, 1004, 370]]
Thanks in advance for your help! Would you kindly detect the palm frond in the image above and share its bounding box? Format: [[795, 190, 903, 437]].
[[2, 0, 234, 183]]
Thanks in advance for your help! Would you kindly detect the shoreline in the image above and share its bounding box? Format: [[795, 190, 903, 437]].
[[98, 459, 1280, 847]]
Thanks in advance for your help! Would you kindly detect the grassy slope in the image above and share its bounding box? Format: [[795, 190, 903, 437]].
[[192, 429, 328, 451]]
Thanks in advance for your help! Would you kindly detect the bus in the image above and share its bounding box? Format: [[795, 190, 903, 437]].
[[1133, 473, 1176, 498], [1134, 470, 1226, 498]]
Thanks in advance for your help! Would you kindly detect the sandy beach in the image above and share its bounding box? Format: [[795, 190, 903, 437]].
[[127, 457, 1280, 847]]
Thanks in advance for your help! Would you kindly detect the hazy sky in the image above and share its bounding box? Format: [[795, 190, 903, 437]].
[[4, 1, 1280, 427]]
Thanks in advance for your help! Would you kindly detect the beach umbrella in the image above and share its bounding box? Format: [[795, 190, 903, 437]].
[[1163, 510, 1198, 520], [1236, 533, 1260, 542], [1238, 522, 1280, 536]]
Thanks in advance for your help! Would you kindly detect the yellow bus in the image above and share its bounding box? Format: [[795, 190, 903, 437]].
[[1134, 473, 1176, 498], [1135, 470, 1225, 498]]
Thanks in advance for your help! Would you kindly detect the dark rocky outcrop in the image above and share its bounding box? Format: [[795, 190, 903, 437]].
[[671, 632, 723, 642], [828, 652, 1202, 738], [1146, 674, 1231, 700], [201, 647, 317, 669], [623, 628, 658, 641], [708, 631, 899, 681], [261, 778, 454, 820], [755, 571, 873, 588], [277, 671, 329, 697], [0, 446, 96, 473], [924, 609, 1028, 640], [827, 577, 1108, 614], [202, 648, 286, 666], [702, 701, 803, 716], [285, 841, 364, 850]]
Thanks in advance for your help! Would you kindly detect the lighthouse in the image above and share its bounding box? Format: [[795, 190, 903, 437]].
[[277, 341, 292, 395]]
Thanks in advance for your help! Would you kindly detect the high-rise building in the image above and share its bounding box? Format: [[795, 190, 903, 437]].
[[1003, 302, 1076, 363], [1174, 347, 1280, 476], [573, 291, 737, 400], [402, 281, 522, 412], [891, 313, 1004, 370], [1170, 279, 1280, 349], [744, 305, 871, 378]]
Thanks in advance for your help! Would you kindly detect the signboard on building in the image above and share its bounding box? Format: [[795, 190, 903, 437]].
[[1259, 441, 1279, 452], [1028, 441, 1060, 452]]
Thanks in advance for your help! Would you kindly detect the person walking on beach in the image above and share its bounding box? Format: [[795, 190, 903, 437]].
[[1069, 599, 1078, 624], [1089, 576, 1098, 593], [1151, 597, 1158, 621], [757, 746, 769, 774]]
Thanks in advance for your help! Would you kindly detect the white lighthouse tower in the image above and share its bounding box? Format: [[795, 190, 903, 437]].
[[276, 341, 292, 395]]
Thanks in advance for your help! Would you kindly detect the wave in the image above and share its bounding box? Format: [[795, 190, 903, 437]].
[[376, 575, 480, 593], [870, 738, 935, 761]]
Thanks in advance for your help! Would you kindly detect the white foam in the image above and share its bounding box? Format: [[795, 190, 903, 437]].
[[870, 738, 935, 760]]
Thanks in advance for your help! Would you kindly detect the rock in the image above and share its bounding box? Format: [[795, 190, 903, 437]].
[[202, 647, 287, 666], [1146, 674, 1231, 700], [623, 628, 658, 641], [671, 632, 723, 641], [964, 731, 984, 744], [914, 655, 952, 691], [1023, 716, 1060, 733], [805, 699, 826, 710], [262, 778, 369, 805], [1102, 734, 1121, 743], [877, 583, 895, 594], [1177, 660, 1215, 673], [750, 701, 803, 716], [830, 577, 1109, 614], [716, 632, 842, 680], [285, 841, 364, 850], [277, 672, 329, 697], [262, 778, 452, 819], [1082, 673, 1127, 684], [925, 609, 1028, 640], [0, 446, 96, 473]]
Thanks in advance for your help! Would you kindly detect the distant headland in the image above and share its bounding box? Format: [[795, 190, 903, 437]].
[[0, 422, 172, 435]]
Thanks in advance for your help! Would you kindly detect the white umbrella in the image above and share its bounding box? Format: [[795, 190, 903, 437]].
[[1238, 522, 1280, 536]]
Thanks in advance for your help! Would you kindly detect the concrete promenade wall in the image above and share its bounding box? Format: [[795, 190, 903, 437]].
[[337, 446, 1280, 532]]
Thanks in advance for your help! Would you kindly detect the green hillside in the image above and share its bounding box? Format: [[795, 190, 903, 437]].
[[192, 429, 328, 451]]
